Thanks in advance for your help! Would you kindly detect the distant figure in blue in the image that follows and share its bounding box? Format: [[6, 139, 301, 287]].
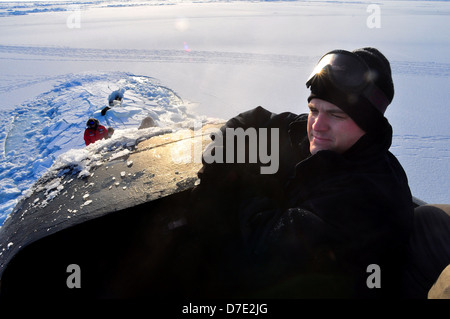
[[101, 88, 125, 116], [108, 88, 125, 107]]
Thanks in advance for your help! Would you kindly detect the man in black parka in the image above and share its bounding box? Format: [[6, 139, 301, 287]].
[[190, 47, 414, 298]]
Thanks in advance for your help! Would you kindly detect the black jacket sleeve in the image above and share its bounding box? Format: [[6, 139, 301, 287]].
[[197, 106, 300, 200]]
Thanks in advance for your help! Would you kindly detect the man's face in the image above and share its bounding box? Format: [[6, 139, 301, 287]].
[[307, 98, 366, 155]]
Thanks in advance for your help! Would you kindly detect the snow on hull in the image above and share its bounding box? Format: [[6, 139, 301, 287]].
[[0, 71, 209, 224], [0, 122, 223, 278]]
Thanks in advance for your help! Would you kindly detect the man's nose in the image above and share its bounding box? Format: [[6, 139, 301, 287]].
[[312, 112, 329, 131]]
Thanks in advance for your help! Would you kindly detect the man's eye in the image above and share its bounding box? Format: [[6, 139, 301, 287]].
[[331, 113, 346, 119]]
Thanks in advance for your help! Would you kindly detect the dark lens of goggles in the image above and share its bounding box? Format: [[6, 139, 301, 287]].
[[306, 51, 369, 92], [306, 50, 390, 114], [88, 120, 96, 127]]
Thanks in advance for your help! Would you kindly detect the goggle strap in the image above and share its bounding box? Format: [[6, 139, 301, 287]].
[[363, 84, 390, 114]]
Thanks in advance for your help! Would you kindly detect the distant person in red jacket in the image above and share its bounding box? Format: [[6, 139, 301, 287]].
[[84, 118, 109, 146]]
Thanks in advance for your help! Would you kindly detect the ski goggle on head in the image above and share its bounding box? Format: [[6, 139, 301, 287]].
[[306, 50, 390, 114]]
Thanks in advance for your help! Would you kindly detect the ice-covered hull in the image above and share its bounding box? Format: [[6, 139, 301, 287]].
[[0, 124, 223, 297]]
